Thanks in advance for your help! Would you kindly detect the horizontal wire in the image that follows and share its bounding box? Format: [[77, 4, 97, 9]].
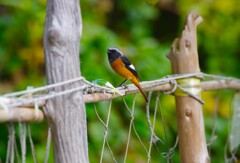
[[3, 77, 85, 97], [0, 73, 239, 110], [6, 85, 87, 109], [202, 73, 240, 81]]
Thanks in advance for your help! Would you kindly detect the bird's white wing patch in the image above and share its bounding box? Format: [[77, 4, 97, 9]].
[[129, 64, 135, 70]]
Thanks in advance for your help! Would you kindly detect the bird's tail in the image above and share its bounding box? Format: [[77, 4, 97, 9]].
[[131, 79, 148, 102]]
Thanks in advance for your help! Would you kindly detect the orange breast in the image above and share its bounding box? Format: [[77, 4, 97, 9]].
[[110, 58, 134, 80]]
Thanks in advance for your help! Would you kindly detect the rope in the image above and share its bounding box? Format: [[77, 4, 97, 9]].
[[1, 72, 239, 162], [0, 73, 239, 111]]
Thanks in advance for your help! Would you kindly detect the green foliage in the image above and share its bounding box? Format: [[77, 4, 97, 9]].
[[177, 0, 240, 77], [0, 0, 45, 92], [0, 0, 240, 162]]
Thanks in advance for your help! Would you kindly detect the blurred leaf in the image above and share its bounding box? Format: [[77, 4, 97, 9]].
[[146, 0, 158, 6]]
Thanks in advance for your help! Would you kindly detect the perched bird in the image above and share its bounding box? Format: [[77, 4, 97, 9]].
[[107, 48, 148, 102]]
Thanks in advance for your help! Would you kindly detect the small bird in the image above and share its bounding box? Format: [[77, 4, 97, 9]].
[[107, 48, 148, 102]]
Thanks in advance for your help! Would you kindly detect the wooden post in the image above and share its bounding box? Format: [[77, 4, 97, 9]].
[[167, 12, 210, 162], [43, 0, 89, 162]]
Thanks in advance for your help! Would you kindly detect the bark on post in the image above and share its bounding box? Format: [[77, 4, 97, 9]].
[[43, 0, 89, 162], [167, 12, 210, 162]]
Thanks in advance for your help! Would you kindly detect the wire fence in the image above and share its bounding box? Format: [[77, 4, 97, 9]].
[[1, 72, 239, 109], [0, 73, 240, 162]]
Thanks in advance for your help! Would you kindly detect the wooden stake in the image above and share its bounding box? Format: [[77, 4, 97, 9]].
[[43, 0, 89, 162], [167, 12, 210, 162]]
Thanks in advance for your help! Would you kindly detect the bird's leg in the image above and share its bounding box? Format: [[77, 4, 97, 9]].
[[117, 79, 128, 87]]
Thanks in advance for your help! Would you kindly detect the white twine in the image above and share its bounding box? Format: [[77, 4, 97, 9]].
[[0, 97, 9, 114], [34, 102, 39, 119], [3, 77, 85, 97], [0, 73, 238, 111]]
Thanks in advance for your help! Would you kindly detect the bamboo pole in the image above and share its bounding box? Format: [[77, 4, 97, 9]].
[[167, 12, 210, 162], [0, 108, 44, 123]]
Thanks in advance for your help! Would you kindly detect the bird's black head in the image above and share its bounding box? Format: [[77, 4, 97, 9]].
[[107, 48, 122, 63]]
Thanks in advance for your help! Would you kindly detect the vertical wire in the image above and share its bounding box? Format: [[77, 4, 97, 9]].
[[94, 103, 117, 163], [123, 94, 136, 163], [27, 124, 38, 163], [147, 92, 159, 163], [19, 122, 27, 163], [207, 91, 219, 154], [100, 100, 112, 163], [44, 127, 52, 163]]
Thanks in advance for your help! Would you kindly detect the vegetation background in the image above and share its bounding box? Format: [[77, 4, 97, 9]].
[[0, 0, 240, 162]]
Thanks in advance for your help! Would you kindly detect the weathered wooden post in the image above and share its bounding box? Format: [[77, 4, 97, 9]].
[[167, 12, 210, 162], [43, 0, 89, 162]]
